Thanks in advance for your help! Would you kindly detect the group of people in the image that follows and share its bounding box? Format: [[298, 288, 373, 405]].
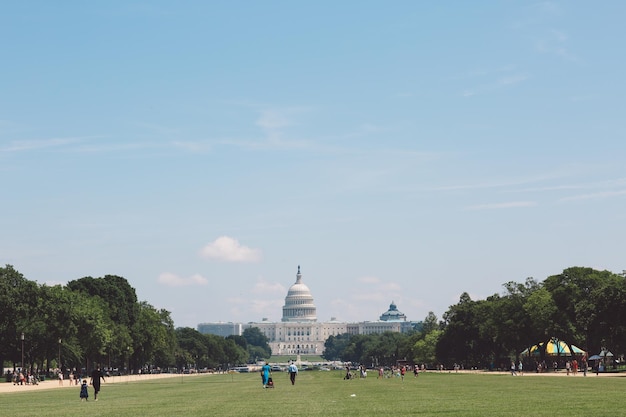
[[58, 369, 82, 386], [260, 361, 299, 388], [373, 364, 420, 380], [564, 359, 586, 375], [9, 369, 38, 385], [7, 365, 106, 400], [512, 358, 590, 376], [80, 366, 106, 401]]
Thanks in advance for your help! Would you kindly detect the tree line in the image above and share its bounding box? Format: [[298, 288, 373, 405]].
[[3, 265, 623, 374], [323, 267, 626, 369], [0, 265, 270, 376]]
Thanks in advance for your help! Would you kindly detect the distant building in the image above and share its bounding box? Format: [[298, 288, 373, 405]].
[[197, 322, 243, 338], [198, 266, 418, 355]]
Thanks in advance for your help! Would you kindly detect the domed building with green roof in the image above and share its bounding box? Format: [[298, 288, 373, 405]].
[[379, 301, 407, 321]]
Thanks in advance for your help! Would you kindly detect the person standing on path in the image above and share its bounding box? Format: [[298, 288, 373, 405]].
[[90, 365, 106, 401], [288, 361, 298, 385]]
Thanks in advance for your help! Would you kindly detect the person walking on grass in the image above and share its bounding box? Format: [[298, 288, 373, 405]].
[[261, 362, 271, 388], [90, 365, 106, 401], [288, 361, 298, 385], [80, 379, 89, 401]]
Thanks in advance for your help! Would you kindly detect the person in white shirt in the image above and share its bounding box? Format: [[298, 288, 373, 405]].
[[288, 361, 298, 385]]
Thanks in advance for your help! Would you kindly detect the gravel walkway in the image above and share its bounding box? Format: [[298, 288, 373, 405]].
[[0, 373, 203, 394]]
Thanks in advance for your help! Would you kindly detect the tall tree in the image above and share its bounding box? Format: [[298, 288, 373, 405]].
[[242, 327, 271, 360], [0, 265, 39, 372], [67, 275, 139, 327], [322, 334, 351, 361]]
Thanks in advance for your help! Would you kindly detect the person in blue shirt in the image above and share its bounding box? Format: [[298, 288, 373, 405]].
[[261, 362, 272, 388]]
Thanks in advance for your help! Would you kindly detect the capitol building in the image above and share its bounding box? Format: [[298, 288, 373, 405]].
[[198, 266, 417, 355]]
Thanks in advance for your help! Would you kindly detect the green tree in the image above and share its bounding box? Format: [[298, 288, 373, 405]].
[[0, 265, 39, 372], [67, 275, 139, 327], [413, 329, 441, 366], [242, 327, 271, 361], [221, 336, 248, 367], [322, 334, 351, 361], [175, 327, 207, 370], [73, 296, 113, 368], [437, 292, 483, 367], [132, 302, 176, 370], [422, 311, 439, 334]]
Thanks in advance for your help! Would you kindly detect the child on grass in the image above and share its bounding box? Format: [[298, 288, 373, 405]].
[[80, 379, 89, 401]]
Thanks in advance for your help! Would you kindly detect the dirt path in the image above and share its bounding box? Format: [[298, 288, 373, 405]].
[[0, 373, 204, 394]]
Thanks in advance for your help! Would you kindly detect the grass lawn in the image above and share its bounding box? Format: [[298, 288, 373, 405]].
[[2, 371, 625, 416]]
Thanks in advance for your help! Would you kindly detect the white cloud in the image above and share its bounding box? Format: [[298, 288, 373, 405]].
[[497, 74, 529, 86], [0, 136, 96, 152], [252, 277, 286, 295], [352, 292, 388, 302], [559, 189, 626, 202], [350, 276, 402, 306], [466, 201, 537, 210], [158, 272, 208, 287], [226, 296, 283, 321], [200, 236, 262, 262], [357, 276, 380, 284], [256, 110, 291, 130], [462, 73, 529, 97]]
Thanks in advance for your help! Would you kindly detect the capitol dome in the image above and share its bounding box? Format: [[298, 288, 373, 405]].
[[282, 266, 317, 322]]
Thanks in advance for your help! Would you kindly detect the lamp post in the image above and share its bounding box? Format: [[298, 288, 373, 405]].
[[58, 338, 62, 370], [20, 333, 24, 371]]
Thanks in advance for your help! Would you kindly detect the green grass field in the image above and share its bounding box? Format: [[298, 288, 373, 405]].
[[2, 371, 625, 416]]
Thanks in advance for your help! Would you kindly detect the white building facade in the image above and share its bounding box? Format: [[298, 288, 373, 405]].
[[198, 266, 417, 355]]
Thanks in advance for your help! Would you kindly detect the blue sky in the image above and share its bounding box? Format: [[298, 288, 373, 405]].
[[2, 1, 625, 329]]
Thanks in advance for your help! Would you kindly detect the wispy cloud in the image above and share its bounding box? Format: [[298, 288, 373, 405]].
[[351, 276, 402, 302], [199, 236, 262, 263], [511, 178, 626, 202], [171, 140, 213, 152], [462, 73, 529, 98], [511, 1, 561, 29], [429, 174, 559, 192], [249, 107, 311, 150], [465, 201, 537, 210], [256, 109, 291, 131], [158, 272, 209, 287], [357, 276, 381, 284], [535, 29, 577, 61], [559, 189, 626, 202], [252, 277, 286, 295], [226, 296, 283, 321], [173, 107, 313, 152], [451, 65, 517, 81], [0, 136, 99, 152]]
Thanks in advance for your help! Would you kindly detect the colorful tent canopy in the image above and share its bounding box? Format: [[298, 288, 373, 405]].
[[520, 338, 587, 357]]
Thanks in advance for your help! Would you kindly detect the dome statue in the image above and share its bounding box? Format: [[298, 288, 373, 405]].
[[282, 265, 317, 322]]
